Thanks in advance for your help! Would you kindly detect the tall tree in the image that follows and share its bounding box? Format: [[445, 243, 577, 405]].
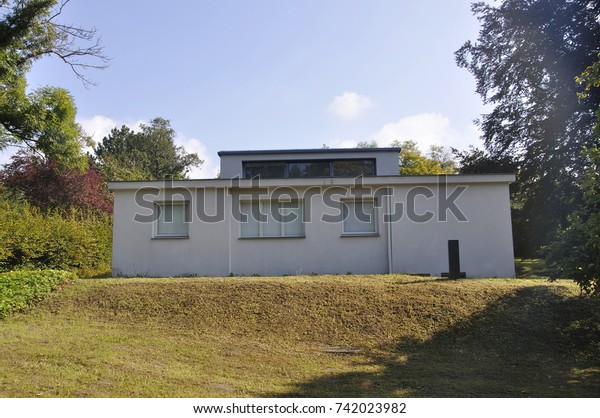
[[0, 0, 108, 169], [94, 118, 203, 180], [455, 0, 600, 254], [577, 52, 600, 136], [544, 53, 600, 294]]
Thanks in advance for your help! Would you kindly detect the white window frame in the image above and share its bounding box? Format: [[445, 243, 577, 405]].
[[153, 201, 190, 239], [341, 199, 378, 236], [240, 200, 305, 238]]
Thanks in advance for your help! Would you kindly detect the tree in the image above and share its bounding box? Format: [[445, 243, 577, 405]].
[[427, 144, 457, 174], [391, 140, 456, 175], [354, 140, 456, 175], [577, 52, 600, 137], [0, 84, 90, 169], [453, 146, 516, 174], [94, 118, 203, 180], [0, 151, 113, 213], [0, 0, 108, 169], [453, 146, 549, 257], [455, 0, 600, 255], [544, 52, 600, 294], [356, 140, 378, 148]]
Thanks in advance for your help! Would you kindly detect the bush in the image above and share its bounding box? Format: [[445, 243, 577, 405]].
[[545, 147, 600, 295], [0, 270, 75, 318], [0, 202, 112, 277], [0, 152, 113, 213]]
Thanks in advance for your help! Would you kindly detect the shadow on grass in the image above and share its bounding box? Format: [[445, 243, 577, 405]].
[[515, 259, 550, 278], [394, 277, 458, 286], [280, 286, 600, 397]]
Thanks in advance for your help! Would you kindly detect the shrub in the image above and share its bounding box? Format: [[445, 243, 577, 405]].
[[545, 147, 600, 295], [0, 202, 112, 277], [0, 152, 113, 214], [0, 270, 75, 318]]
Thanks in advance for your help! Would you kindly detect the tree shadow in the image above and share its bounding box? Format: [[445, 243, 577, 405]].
[[278, 286, 600, 397]]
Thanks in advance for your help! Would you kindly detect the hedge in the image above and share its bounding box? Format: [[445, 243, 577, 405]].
[[0, 202, 112, 277]]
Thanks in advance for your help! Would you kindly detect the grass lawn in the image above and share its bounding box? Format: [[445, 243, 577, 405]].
[[0, 274, 599, 397]]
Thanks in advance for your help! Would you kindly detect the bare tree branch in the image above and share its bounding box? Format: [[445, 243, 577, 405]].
[[43, 0, 111, 87]]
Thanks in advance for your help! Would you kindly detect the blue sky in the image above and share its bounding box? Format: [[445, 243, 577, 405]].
[[6, 0, 486, 178]]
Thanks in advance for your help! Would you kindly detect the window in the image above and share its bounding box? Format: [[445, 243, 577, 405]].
[[342, 200, 377, 235], [155, 201, 189, 238], [242, 159, 376, 179], [243, 161, 285, 179], [287, 161, 330, 178], [240, 200, 304, 238], [332, 160, 375, 177]]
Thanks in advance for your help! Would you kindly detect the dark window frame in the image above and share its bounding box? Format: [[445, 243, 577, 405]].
[[242, 158, 377, 179]]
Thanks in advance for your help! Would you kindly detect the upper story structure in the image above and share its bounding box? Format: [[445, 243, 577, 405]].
[[218, 148, 401, 179]]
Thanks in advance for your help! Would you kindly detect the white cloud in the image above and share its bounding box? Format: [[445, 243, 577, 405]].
[[323, 113, 482, 152], [174, 134, 219, 179], [325, 138, 361, 148], [79, 115, 144, 146], [371, 113, 483, 151], [79, 115, 217, 179], [326, 92, 374, 121]]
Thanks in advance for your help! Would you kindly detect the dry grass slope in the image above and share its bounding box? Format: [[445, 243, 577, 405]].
[[0, 275, 598, 397]]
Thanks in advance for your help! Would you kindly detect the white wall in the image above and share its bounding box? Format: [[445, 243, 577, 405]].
[[111, 188, 230, 277], [110, 175, 515, 278], [389, 182, 515, 277], [228, 187, 388, 276]]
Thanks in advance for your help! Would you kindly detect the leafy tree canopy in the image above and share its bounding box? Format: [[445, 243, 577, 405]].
[[1, 151, 113, 213], [456, 0, 600, 255], [391, 140, 456, 175], [356, 140, 378, 149], [453, 146, 517, 174], [544, 51, 600, 294], [356, 139, 456, 175], [0, 0, 108, 170], [94, 117, 203, 180], [545, 147, 600, 294], [578, 52, 600, 136], [456, 0, 600, 165]]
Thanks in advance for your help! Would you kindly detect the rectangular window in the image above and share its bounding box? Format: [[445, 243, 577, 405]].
[[240, 200, 304, 238], [333, 159, 376, 177], [287, 161, 330, 178], [155, 202, 189, 238], [342, 200, 377, 235], [243, 161, 285, 179], [242, 158, 377, 178]]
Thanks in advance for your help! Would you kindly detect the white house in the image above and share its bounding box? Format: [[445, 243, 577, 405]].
[[108, 148, 516, 278]]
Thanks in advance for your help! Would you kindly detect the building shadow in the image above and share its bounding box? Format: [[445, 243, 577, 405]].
[[277, 286, 600, 397], [393, 277, 457, 286]]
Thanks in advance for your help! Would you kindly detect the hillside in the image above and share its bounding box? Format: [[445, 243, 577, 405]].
[[0, 275, 598, 397]]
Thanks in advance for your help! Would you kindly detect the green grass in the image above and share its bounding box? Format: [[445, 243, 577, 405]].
[[515, 259, 550, 278], [0, 275, 598, 397]]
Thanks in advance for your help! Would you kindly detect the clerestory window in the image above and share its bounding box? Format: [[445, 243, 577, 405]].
[[242, 159, 376, 179]]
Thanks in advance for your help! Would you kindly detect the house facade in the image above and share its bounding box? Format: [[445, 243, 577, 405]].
[[109, 148, 516, 278]]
